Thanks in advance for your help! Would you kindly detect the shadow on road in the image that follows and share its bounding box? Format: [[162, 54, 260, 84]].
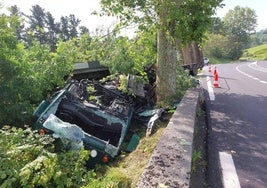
[[206, 91, 267, 188]]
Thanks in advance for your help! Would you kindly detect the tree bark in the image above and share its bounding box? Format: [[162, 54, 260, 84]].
[[156, 9, 178, 102]]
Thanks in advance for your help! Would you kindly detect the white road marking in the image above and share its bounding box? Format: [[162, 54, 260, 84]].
[[248, 61, 267, 73], [206, 76, 215, 101], [236, 63, 267, 84], [219, 152, 241, 188]]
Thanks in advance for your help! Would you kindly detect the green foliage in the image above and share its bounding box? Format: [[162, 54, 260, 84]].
[[241, 43, 267, 60], [9, 4, 87, 51], [103, 36, 135, 74], [250, 29, 267, 47], [117, 74, 130, 94], [206, 6, 258, 60], [81, 28, 156, 80], [0, 12, 74, 127], [209, 17, 225, 35], [170, 0, 223, 44], [100, 0, 223, 44], [176, 66, 198, 96], [223, 6, 257, 36], [100, 0, 223, 101], [0, 13, 35, 126], [157, 67, 197, 108], [131, 29, 157, 75], [85, 167, 131, 188], [191, 150, 202, 173], [206, 37, 242, 60], [0, 126, 95, 188], [207, 57, 232, 64], [203, 33, 232, 59], [0, 126, 54, 187]]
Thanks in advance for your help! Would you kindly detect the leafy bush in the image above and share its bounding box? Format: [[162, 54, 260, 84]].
[[0, 126, 95, 188], [0, 12, 74, 127], [203, 34, 229, 58], [156, 66, 198, 109]]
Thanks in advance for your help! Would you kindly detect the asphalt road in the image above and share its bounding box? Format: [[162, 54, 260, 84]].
[[199, 61, 267, 188]]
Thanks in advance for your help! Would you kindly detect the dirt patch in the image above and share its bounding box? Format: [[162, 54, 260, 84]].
[[190, 100, 208, 188]]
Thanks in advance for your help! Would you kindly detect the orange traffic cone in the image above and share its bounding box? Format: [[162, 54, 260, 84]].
[[213, 71, 219, 88], [213, 66, 217, 76]]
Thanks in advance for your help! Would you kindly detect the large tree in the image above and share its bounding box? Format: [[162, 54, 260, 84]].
[[206, 6, 258, 60], [0, 8, 75, 126], [224, 6, 257, 36], [100, 0, 222, 101], [8, 4, 87, 51], [223, 6, 257, 59]]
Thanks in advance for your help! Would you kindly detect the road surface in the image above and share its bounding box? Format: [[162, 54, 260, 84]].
[[199, 61, 267, 188]]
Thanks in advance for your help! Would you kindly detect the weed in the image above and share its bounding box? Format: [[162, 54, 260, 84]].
[[191, 150, 202, 173]]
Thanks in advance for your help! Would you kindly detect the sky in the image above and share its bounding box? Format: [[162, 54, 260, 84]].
[[1, 0, 267, 32], [0, 0, 118, 34]]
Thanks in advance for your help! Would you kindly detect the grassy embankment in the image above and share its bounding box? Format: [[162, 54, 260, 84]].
[[207, 43, 267, 64], [209, 57, 232, 64], [241, 43, 267, 61]]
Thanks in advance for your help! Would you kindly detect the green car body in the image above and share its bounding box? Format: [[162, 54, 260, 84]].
[[34, 79, 136, 165]]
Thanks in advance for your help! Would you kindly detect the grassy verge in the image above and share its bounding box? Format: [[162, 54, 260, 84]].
[[241, 43, 267, 61], [209, 57, 234, 64]]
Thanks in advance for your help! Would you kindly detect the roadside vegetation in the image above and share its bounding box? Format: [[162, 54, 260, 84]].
[[208, 57, 233, 64], [0, 126, 95, 187], [208, 43, 267, 64], [203, 6, 267, 64], [241, 43, 267, 60]]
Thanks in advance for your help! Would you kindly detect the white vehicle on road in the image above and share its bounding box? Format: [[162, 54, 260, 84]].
[[204, 57, 209, 65]]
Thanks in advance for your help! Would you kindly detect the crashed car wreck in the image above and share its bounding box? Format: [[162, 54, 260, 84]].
[[34, 74, 163, 165]]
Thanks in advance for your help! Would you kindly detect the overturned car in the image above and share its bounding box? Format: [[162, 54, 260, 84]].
[[34, 75, 162, 165]]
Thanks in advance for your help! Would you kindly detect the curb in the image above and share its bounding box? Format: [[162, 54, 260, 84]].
[[136, 88, 201, 188]]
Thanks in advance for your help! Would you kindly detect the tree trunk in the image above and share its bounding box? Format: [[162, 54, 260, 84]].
[[156, 15, 177, 102]]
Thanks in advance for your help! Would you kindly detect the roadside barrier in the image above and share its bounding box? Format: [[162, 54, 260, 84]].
[[137, 88, 201, 188]]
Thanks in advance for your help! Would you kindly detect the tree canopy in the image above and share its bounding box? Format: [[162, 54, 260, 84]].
[[224, 6, 257, 35], [9, 4, 88, 52], [100, 0, 223, 101], [205, 6, 258, 59], [0, 8, 75, 126], [100, 0, 223, 44]]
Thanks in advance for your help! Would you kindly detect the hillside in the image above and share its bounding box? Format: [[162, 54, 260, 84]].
[[242, 44, 267, 60]]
